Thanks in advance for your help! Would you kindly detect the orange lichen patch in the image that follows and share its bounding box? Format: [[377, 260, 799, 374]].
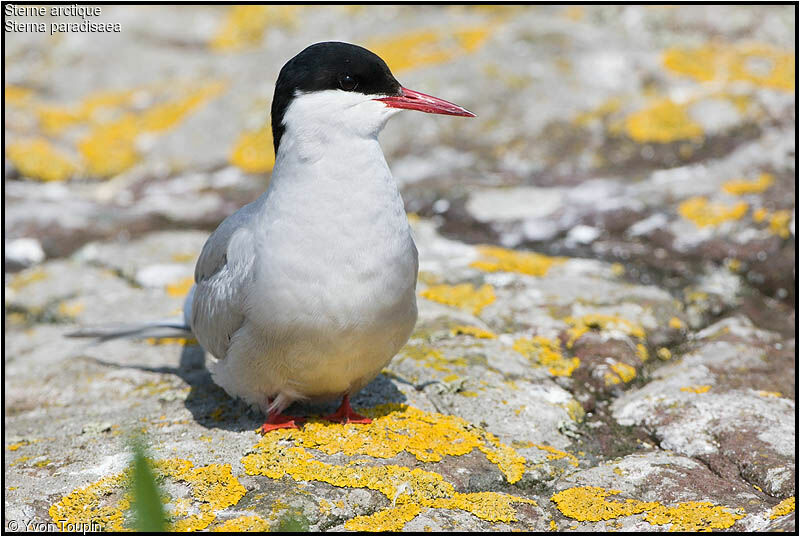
[[680, 385, 711, 394], [563, 314, 646, 348], [678, 196, 749, 228], [7, 441, 30, 451], [770, 496, 795, 519], [6, 138, 78, 182], [451, 325, 497, 339], [625, 98, 704, 143], [722, 173, 774, 196], [242, 404, 533, 530], [531, 444, 579, 467], [604, 362, 637, 386], [166, 276, 195, 297], [50, 459, 246, 532], [420, 283, 496, 315], [663, 42, 794, 92], [513, 336, 580, 377], [552, 486, 743, 531], [229, 125, 275, 173], [210, 5, 299, 51], [368, 26, 492, 73], [471, 246, 565, 277]]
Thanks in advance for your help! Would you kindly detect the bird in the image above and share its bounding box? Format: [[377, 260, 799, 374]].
[[70, 41, 475, 433]]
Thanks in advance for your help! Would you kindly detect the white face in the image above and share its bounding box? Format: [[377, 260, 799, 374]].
[[282, 89, 402, 143]]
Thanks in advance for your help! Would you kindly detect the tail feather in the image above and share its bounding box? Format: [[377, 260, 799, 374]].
[[66, 319, 192, 342]]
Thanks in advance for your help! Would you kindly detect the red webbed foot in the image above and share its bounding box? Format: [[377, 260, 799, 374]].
[[258, 401, 305, 434], [322, 394, 372, 424]]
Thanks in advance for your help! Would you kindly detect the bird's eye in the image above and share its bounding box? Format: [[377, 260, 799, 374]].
[[338, 73, 358, 91]]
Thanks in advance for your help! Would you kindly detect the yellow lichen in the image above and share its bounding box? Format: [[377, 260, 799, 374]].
[[552, 486, 743, 531], [668, 317, 685, 330], [636, 343, 650, 362], [50, 459, 246, 532], [420, 283, 496, 315], [229, 125, 275, 174], [610, 263, 626, 277], [471, 246, 565, 277], [166, 276, 194, 297], [401, 344, 467, 373], [766, 210, 792, 238], [7, 268, 48, 291], [346, 503, 422, 531], [564, 400, 585, 423], [210, 5, 299, 51], [573, 97, 623, 127], [58, 300, 85, 318], [6, 138, 77, 182], [625, 98, 704, 143], [643, 501, 744, 531], [663, 42, 794, 92], [604, 362, 637, 386], [49, 473, 128, 531], [512, 336, 580, 377], [368, 26, 492, 74], [678, 196, 749, 228], [451, 325, 497, 339], [757, 391, 782, 398], [657, 347, 672, 360], [78, 82, 225, 178], [242, 404, 533, 530], [770, 496, 795, 519], [212, 514, 271, 531], [5, 85, 33, 104], [680, 385, 711, 394], [145, 337, 199, 346], [722, 173, 774, 195], [563, 314, 646, 348], [531, 444, 579, 467]]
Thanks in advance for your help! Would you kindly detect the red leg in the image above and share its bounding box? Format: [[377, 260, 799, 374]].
[[258, 400, 305, 434], [322, 394, 372, 424]]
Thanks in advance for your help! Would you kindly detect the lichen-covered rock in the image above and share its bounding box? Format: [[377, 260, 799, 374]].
[[4, 4, 795, 533]]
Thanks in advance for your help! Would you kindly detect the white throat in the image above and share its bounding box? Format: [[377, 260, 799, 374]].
[[275, 90, 401, 166]]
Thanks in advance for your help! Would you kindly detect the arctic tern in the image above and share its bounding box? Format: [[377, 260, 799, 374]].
[[71, 41, 475, 432]]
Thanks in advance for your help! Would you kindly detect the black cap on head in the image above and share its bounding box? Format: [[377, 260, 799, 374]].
[[270, 42, 402, 154]]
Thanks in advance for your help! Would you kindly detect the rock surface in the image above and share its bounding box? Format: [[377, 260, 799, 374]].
[[4, 4, 795, 533]]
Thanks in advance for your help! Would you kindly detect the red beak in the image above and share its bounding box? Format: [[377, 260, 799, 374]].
[[376, 87, 475, 117]]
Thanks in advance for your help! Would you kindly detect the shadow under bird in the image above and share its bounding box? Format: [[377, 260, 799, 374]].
[[70, 41, 475, 432]]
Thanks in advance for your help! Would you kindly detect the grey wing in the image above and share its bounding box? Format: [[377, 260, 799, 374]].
[[191, 202, 258, 360]]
